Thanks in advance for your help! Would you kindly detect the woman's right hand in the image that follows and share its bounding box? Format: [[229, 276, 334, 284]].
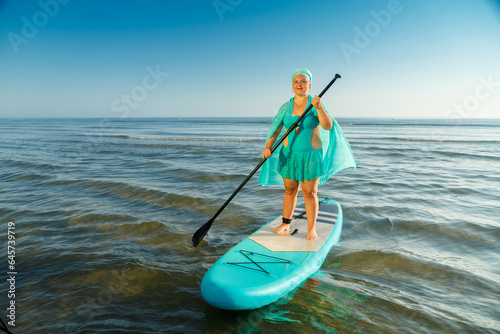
[[263, 148, 272, 158]]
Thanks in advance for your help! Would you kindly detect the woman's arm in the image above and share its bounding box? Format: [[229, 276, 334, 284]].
[[311, 96, 333, 130], [263, 123, 283, 158]]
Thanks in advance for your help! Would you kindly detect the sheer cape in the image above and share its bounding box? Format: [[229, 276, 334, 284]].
[[258, 95, 356, 186]]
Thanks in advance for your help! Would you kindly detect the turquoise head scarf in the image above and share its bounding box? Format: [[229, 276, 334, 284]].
[[291, 68, 313, 83]]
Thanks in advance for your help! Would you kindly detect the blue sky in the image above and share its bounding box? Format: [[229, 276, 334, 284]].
[[1, 0, 499, 118]]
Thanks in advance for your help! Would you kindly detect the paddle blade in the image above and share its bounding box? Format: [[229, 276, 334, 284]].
[[192, 218, 215, 247]]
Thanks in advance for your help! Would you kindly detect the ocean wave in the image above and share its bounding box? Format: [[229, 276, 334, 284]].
[[395, 137, 499, 143], [350, 143, 499, 161], [349, 136, 499, 144], [53, 178, 222, 215], [339, 119, 500, 127], [430, 150, 500, 161], [117, 135, 261, 143], [2, 158, 63, 171], [68, 213, 137, 226]]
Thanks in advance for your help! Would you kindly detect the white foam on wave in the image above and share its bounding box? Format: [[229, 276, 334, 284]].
[[123, 135, 259, 142]]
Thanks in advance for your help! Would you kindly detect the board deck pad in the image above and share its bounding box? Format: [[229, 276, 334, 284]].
[[249, 203, 338, 252]]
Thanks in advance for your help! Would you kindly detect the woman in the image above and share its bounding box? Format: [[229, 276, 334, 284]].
[[259, 68, 356, 240]]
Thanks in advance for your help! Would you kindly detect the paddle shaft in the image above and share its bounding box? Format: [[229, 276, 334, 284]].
[[0, 315, 13, 334], [192, 74, 341, 247]]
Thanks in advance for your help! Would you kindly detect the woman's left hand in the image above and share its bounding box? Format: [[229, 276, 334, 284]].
[[312, 95, 333, 130], [311, 95, 323, 111]]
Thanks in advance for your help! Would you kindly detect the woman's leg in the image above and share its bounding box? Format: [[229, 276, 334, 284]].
[[301, 178, 320, 240], [273, 177, 299, 234]]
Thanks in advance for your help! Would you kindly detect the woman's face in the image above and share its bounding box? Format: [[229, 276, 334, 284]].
[[292, 74, 311, 96]]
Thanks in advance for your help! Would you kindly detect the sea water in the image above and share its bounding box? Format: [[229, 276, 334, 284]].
[[0, 117, 499, 333]]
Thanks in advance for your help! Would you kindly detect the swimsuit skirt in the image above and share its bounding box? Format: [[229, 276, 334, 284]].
[[278, 113, 324, 181]]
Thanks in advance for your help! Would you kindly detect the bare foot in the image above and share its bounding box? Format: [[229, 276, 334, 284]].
[[306, 230, 317, 240], [273, 223, 290, 234]]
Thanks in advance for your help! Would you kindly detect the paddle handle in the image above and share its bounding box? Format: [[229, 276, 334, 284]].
[[269, 73, 341, 155]]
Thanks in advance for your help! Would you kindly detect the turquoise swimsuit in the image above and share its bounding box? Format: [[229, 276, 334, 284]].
[[278, 111, 324, 181], [258, 95, 357, 186]]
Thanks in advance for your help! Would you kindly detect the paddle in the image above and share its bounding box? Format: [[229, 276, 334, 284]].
[[0, 315, 13, 334], [192, 73, 341, 247]]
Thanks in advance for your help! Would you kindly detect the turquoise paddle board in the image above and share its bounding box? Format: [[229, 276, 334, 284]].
[[201, 198, 342, 310]]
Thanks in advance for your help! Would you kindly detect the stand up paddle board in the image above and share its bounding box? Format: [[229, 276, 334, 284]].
[[201, 198, 342, 310]]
